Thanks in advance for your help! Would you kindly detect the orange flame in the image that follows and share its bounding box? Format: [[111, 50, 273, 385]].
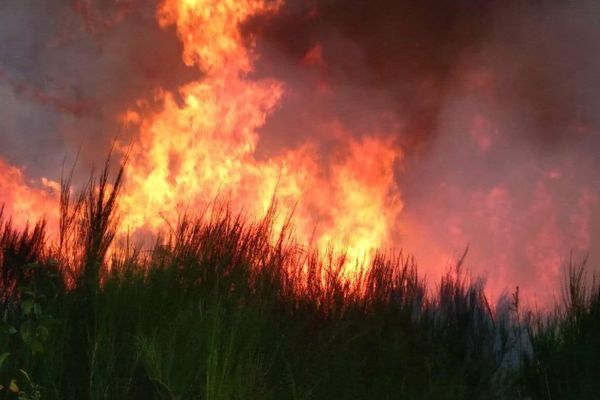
[[0, 0, 403, 272], [0, 157, 59, 232], [117, 0, 403, 268]]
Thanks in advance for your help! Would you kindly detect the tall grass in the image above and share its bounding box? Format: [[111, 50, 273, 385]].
[[0, 160, 596, 399], [521, 258, 600, 399]]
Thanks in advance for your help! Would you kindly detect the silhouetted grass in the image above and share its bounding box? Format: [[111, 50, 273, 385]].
[[520, 258, 600, 400], [0, 159, 595, 399]]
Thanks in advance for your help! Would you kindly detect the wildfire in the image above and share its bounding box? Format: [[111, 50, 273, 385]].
[[0, 0, 595, 303], [114, 0, 403, 267], [0, 157, 59, 233], [0, 0, 402, 270]]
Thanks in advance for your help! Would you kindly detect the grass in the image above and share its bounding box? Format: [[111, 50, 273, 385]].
[[520, 259, 600, 399], [0, 159, 597, 399]]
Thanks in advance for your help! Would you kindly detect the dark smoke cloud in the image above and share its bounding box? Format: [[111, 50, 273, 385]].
[[243, 0, 495, 152], [244, 0, 600, 301], [0, 0, 200, 177], [245, 0, 600, 151]]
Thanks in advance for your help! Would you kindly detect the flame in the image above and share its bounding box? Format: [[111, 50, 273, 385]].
[[117, 0, 403, 268], [0, 157, 59, 232], [0, 0, 402, 269]]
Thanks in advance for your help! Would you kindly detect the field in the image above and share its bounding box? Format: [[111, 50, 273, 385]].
[[1, 164, 599, 400]]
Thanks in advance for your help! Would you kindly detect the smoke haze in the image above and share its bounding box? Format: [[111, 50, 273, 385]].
[[0, 0, 199, 175]]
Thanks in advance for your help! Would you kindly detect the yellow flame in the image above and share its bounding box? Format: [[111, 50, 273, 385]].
[[117, 0, 403, 270]]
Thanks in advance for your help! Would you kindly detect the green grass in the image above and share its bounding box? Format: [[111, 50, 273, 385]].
[[0, 160, 597, 399]]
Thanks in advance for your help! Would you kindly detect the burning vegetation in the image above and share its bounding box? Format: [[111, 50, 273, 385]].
[[0, 0, 599, 398], [1, 0, 599, 301], [0, 160, 598, 399]]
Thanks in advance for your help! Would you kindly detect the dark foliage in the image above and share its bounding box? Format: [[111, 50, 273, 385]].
[[0, 161, 595, 399]]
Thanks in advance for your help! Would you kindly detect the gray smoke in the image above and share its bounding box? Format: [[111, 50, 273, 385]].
[[0, 0, 199, 177]]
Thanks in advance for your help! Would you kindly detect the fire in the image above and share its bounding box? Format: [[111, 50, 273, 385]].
[[0, 157, 59, 233], [0, 0, 402, 272], [0, 0, 594, 303], [117, 0, 403, 267]]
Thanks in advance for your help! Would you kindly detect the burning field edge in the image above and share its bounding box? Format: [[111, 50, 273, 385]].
[[0, 160, 598, 400]]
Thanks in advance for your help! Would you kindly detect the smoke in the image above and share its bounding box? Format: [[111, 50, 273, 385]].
[[0, 0, 199, 176], [1, 0, 599, 303], [242, 0, 494, 153], [398, 1, 600, 302], [242, 0, 600, 302]]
